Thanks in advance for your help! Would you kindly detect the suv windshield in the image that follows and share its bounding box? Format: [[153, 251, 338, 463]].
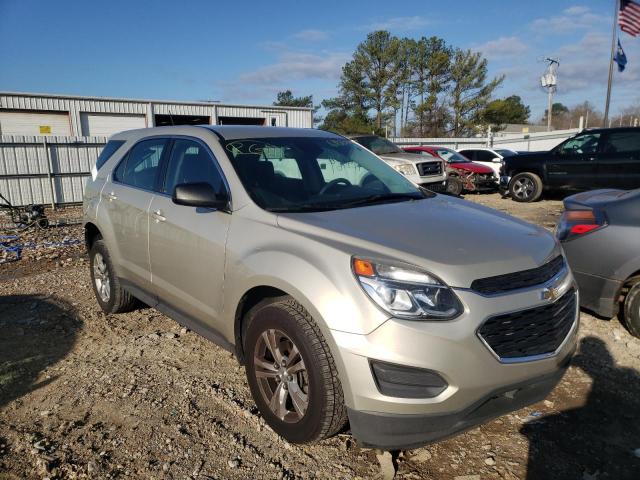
[[353, 135, 403, 155], [434, 148, 470, 164], [223, 136, 427, 212]]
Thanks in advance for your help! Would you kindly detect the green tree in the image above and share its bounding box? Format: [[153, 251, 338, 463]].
[[318, 109, 378, 135], [411, 37, 453, 136], [449, 49, 504, 136], [318, 96, 379, 135], [341, 31, 402, 130], [273, 90, 314, 108], [541, 102, 569, 125], [482, 95, 530, 129]]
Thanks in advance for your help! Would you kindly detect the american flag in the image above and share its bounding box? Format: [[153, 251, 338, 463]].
[[619, 0, 640, 37]]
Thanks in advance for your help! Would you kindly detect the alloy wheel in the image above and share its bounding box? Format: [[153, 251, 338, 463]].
[[512, 177, 535, 200], [93, 252, 111, 303], [253, 329, 309, 423]]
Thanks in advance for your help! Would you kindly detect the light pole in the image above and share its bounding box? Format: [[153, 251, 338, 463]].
[[540, 58, 559, 132]]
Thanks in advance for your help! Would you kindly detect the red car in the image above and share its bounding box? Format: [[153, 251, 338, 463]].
[[403, 146, 497, 195]]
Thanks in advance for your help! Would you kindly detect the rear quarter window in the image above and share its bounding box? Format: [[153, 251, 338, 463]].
[[96, 140, 126, 170]]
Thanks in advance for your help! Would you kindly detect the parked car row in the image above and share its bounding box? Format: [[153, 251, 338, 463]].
[[84, 125, 577, 451], [347, 135, 504, 196], [403, 146, 498, 196]]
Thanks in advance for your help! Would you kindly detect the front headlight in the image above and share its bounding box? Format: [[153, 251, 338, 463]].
[[352, 258, 463, 320], [394, 164, 416, 176]]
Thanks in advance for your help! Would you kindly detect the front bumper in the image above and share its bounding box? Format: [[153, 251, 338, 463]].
[[329, 269, 578, 448], [421, 180, 447, 192], [348, 362, 570, 450], [499, 175, 511, 193], [468, 176, 498, 192], [405, 172, 447, 187]]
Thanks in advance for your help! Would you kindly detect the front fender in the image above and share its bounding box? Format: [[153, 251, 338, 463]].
[[223, 248, 389, 338]]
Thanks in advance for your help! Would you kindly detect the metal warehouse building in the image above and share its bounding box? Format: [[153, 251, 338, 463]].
[[0, 91, 313, 136], [0, 92, 313, 206]]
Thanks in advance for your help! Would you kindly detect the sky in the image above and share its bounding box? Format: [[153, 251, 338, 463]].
[[0, 0, 639, 122]]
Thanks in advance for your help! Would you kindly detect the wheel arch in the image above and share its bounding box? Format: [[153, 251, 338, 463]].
[[84, 222, 102, 252], [234, 285, 290, 363]]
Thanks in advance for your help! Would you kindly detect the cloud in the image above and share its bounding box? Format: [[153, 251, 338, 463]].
[[473, 36, 529, 60], [292, 29, 329, 41], [364, 16, 430, 32], [530, 5, 607, 34], [237, 50, 349, 84]]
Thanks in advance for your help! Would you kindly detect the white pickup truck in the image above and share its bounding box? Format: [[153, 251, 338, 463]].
[[349, 135, 447, 191]]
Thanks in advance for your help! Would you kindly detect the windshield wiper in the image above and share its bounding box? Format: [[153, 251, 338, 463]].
[[266, 204, 340, 213], [339, 193, 425, 207]]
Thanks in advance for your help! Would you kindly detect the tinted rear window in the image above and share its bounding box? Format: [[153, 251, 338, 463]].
[[96, 140, 126, 170]]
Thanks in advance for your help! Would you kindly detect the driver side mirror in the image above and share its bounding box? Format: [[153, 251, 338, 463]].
[[172, 182, 229, 210], [491, 157, 503, 163]]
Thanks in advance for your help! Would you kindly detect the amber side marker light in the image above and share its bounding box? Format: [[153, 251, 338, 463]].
[[353, 258, 375, 277]]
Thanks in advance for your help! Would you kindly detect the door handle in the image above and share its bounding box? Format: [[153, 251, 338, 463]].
[[588, 156, 597, 161], [152, 209, 166, 222], [107, 191, 118, 201]]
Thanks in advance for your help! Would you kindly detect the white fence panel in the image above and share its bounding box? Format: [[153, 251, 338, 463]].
[[391, 129, 580, 152], [0, 135, 107, 206]]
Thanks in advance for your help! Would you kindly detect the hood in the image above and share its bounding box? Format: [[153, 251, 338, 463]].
[[379, 152, 439, 165], [448, 162, 494, 174], [276, 195, 558, 289]]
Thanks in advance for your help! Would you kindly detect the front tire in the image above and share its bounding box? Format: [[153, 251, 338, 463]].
[[509, 172, 543, 202], [244, 297, 347, 444], [446, 176, 463, 196], [622, 279, 640, 338], [89, 238, 138, 314]]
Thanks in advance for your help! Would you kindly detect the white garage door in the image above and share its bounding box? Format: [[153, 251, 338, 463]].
[[80, 113, 146, 136], [0, 110, 71, 136]]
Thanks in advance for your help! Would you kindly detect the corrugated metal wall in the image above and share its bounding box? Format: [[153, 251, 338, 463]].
[[0, 135, 107, 206], [0, 93, 314, 135]]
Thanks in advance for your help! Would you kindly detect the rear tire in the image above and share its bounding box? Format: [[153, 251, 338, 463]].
[[509, 172, 543, 202], [622, 280, 640, 338], [89, 238, 138, 314], [244, 296, 347, 444]]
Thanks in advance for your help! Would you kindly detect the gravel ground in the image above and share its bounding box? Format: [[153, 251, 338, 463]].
[[1, 194, 639, 480]]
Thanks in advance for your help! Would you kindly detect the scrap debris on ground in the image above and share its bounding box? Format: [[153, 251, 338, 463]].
[[1, 194, 639, 480]]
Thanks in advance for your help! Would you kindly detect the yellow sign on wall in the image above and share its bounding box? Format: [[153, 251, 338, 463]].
[[39, 125, 52, 134]]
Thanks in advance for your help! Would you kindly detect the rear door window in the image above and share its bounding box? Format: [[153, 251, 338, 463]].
[[602, 132, 640, 153], [96, 140, 125, 170], [114, 138, 167, 190]]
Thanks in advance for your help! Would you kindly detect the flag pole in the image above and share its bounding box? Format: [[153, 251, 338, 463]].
[[604, 0, 620, 127]]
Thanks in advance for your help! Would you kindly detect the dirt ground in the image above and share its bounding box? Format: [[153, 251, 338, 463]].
[[1, 194, 639, 480]]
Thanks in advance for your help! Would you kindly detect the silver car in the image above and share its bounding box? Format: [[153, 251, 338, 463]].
[[83, 126, 578, 450]]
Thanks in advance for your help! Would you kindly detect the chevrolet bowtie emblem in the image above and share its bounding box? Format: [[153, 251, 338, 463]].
[[541, 286, 561, 301]]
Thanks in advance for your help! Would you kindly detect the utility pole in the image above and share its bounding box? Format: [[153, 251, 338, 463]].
[[540, 58, 559, 132], [603, 0, 620, 127]]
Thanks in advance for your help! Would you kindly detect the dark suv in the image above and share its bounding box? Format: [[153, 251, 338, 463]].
[[501, 127, 640, 202]]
